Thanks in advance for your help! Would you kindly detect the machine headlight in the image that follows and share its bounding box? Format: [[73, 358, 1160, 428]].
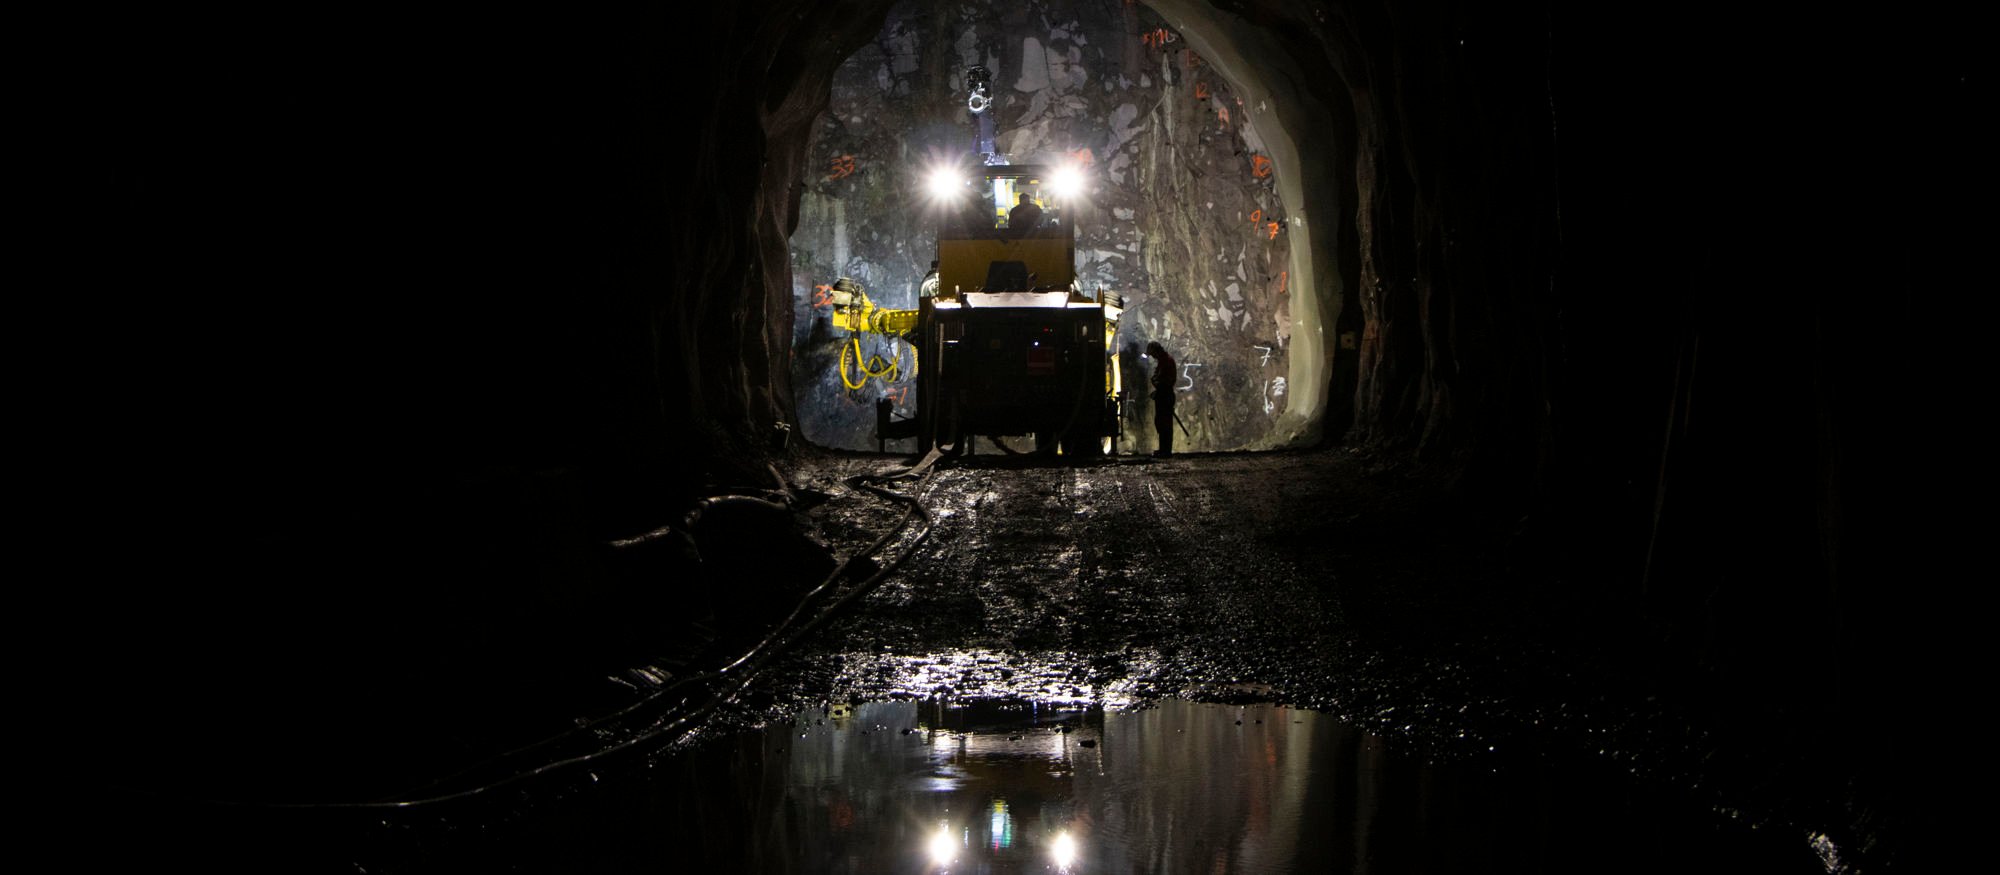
[[1049, 165, 1084, 200], [927, 168, 964, 200]]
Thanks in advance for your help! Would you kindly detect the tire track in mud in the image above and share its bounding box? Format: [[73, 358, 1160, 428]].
[[796, 455, 1360, 709], [1123, 461, 1353, 703], [1061, 465, 1188, 694]]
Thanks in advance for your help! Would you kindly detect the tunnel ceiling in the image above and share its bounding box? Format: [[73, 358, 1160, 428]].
[[788, 0, 1302, 453]]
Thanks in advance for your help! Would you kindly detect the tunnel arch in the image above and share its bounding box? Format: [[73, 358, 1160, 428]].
[[92, 0, 1574, 573]]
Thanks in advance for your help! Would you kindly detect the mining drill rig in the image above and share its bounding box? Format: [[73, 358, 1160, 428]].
[[825, 65, 1124, 457]]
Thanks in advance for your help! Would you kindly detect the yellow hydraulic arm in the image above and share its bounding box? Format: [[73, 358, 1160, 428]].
[[827, 278, 919, 390], [829, 279, 918, 337]]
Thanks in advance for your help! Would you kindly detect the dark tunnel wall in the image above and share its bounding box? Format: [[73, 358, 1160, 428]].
[[83, 1, 1967, 857], [83, 0, 901, 800], [95, 2, 894, 506]]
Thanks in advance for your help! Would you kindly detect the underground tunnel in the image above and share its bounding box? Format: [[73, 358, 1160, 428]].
[[788, 0, 1317, 455], [78, 1, 1968, 871]]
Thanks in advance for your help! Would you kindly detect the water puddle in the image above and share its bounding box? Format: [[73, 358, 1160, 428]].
[[343, 698, 1817, 873]]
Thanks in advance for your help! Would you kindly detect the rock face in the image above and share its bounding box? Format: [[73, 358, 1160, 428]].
[[789, 0, 1295, 453]]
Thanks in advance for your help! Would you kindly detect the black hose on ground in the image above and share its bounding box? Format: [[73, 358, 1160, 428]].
[[254, 453, 944, 810]]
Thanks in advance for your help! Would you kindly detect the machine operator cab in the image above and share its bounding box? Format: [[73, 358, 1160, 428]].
[[924, 163, 1081, 298]]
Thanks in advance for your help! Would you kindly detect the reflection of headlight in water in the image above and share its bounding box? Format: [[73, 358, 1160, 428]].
[[1051, 830, 1079, 869], [928, 824, 957, 866]]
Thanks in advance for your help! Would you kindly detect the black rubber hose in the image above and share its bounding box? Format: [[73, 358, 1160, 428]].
[[271, 455, 943, 809]]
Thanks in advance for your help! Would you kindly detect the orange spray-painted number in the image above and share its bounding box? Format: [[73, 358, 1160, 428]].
[[813, 284, 835, 308], [1194, 81, 1209, 100], [1250, 209, 1263, 225], [1267, 221, 1281, 240], [1251, 155, 1273, 178], [827, 155, 857, 180]]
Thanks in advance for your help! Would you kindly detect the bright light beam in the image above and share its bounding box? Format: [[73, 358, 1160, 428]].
[[1048, 165, 1083, 200], [927, 167, 964, 201]]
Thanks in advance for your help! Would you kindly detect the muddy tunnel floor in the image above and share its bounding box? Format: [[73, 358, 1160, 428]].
[[763, 450, 1863, 867], [109, 447, 1877, 873]]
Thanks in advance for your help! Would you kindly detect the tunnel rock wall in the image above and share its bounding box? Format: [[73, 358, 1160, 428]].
[[1137, 8, 1961, 863], [1323, 1, 1559, 483], [88, 1, 903, 799], [789, 0, 1297, 453], [1147, 0, 1559, 472]]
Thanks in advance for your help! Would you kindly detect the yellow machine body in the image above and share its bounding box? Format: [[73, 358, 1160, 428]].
[[823, 163, 1125, 455]]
